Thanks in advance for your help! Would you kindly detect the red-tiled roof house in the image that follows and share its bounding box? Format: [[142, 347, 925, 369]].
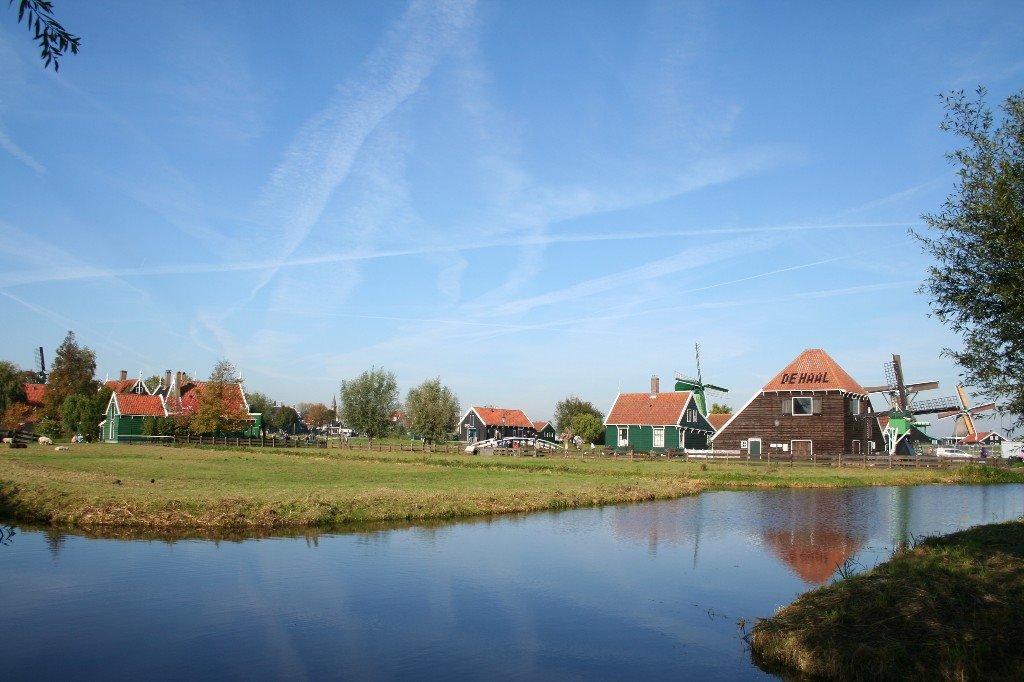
[[459, 406, 536, 442], [604, 376, 714, 451]]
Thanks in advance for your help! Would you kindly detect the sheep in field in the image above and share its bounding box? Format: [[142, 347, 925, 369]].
[[55, 445, 70, 452], [38, 436, 53, 445], [1, 437, 12, 444]]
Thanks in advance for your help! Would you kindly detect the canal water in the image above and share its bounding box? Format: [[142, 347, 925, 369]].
[[2, 484, 1022, 680]]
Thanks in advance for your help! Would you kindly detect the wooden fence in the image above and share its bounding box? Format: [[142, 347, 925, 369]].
[[172, 434, 466, 453], [165, 436, 1007, 469]]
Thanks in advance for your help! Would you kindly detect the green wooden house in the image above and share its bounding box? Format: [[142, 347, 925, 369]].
[[605, 380, 714, 451], [533, 420, 557, 442], [101, 393, 168, 442]]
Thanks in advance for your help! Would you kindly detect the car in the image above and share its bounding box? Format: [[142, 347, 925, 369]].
[[936, 447, 974, 458]]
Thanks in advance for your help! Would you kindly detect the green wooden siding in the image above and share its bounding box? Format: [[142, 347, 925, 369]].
[[603, 424, 711, 451]]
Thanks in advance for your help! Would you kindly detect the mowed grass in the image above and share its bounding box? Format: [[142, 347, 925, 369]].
[[1, 442, 1020, 530], [749, 520, 1024, 680]]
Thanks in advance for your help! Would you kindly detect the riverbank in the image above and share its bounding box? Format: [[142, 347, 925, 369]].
[[749, 519, 1024, 680], [1, 443, 1021, 530]]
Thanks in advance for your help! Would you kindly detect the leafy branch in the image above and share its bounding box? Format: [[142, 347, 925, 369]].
[[9, 0, 80, 71]]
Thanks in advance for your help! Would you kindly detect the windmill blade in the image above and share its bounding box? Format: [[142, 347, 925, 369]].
[[956, 384, 971, 409], [937, 409, 961, 420], [863, 384, 893, 394], [703, 384, 729, 393], [904, 381, 939, 393], [968, 402, 997, 414]]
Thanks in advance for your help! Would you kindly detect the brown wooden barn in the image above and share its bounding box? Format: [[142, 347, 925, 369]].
[[710, 349, 881, 458]]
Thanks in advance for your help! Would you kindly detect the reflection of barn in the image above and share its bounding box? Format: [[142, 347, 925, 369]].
[[458, 407, 536, 442], [711, 349, 882, 458], [756, 489, 869, 584], [762, 529, 865, 584]]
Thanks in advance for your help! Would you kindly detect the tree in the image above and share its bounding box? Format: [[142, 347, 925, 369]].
[[245, 391, 275, 437], [9, 0, 80, 71], [303, 403, 332, 431], [916, 87, 1024, 430], [43, 331, 97, 421], [571, 412, 604, 445], [0, 360, 27, 416], [710, 403, 732, 414], [273, 405, 299, 434], [189, 360, 249, 435], [59, 393, 96, 437], [340, 367, 399, 445], [143, 374, 163, 393], [406, 377, 460, 444], [553, 396, 603, 434], [1, 402, 35, 431]]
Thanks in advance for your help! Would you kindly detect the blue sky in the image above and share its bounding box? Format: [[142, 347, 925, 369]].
[[1, 1, 1021, 435]]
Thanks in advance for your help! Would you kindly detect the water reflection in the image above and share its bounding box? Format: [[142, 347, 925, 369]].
[[1, 486, 1022, 680]]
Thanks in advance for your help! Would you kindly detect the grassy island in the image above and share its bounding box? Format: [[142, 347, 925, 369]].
[[1, 443, 1022, 531], [749, 520, 1024, 680]]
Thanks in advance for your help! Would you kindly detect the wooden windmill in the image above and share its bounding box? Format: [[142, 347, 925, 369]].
[[862, 354, 960, 455], [936, 384, 996, 440], [674, 343, 728, 415]]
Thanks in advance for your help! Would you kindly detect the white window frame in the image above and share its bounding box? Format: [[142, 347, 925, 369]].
[[850, 399, 861, 415], [792, 396, 814, 416], [653, 427, 665, 448], [852, 440, 862, 455], [618, 426, 628, 447]]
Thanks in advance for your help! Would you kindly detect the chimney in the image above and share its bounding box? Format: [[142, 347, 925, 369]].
[[164, 370, 171, 389], [119, 370, 128, 381], [651, 375, 660, 396]]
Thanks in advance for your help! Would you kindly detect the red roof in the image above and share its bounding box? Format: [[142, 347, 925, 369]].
[[24, 383, 46, 407], [606, 391, 693, 426], [473, 407, 533, 428], [706, 413, 732, 431], [533, 421, 551, 431], [961, 431, 1000, 444], [115, 394, 166, 417], [105, 379, 141, 394], [166, 381, 249, 416], [761, 349, 867, 395]]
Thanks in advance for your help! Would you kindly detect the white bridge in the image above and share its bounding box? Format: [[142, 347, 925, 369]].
[[467, 437, 560, 451]]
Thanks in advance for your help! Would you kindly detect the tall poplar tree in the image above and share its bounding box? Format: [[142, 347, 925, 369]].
[[43, 331, 97, 421]]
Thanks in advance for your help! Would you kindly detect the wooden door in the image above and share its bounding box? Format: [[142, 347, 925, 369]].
[[791, 440, 812, 459], [749, 438, 761, 459]]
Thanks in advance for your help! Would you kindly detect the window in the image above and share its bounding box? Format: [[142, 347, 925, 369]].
[[653, 427, 665, 448], [852, 440, 862, 455], [850, 399, 861, 415], [618, 426, 628, 446], [685, 409, 697, 422], [793, 396, 813, 416]]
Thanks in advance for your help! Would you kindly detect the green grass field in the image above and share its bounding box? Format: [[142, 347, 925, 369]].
[[749, 520, 1024, 680], [1, 442, 1020, 531]]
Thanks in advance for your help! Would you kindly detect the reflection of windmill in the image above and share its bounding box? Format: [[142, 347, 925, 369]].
[[862, 354, 961, 455], [937, 384, 996, 440], [674, 343, 728, 415]]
